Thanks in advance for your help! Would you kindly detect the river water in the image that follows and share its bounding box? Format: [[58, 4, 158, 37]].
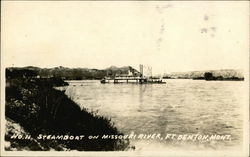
[[64, 79, 246, 151]]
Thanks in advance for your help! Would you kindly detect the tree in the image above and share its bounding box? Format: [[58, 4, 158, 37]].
[[204, 72, 214, 80]]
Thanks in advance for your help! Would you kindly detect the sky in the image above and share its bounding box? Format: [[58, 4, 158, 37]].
[[2, 1, 249, 74]]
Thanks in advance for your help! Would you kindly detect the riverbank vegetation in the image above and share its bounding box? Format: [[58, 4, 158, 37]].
[[5, 68, 131, 151], [163, 69, 244, 81]]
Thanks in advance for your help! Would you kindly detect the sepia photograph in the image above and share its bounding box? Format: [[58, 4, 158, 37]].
[[1, 1, 249, 156]]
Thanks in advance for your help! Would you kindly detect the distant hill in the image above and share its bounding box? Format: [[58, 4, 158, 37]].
[[163, 69, 244, 80], [6, 66, 139, 80], [7, 66, 244, 81]]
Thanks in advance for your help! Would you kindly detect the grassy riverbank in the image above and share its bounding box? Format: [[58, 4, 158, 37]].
[[5, 77, 131, 151]]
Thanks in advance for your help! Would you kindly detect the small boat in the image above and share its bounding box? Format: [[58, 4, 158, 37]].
[[146, 78, 166, 84]]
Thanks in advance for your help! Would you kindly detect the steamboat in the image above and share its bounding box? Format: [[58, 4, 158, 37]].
[[100, 64, 166, 84]]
